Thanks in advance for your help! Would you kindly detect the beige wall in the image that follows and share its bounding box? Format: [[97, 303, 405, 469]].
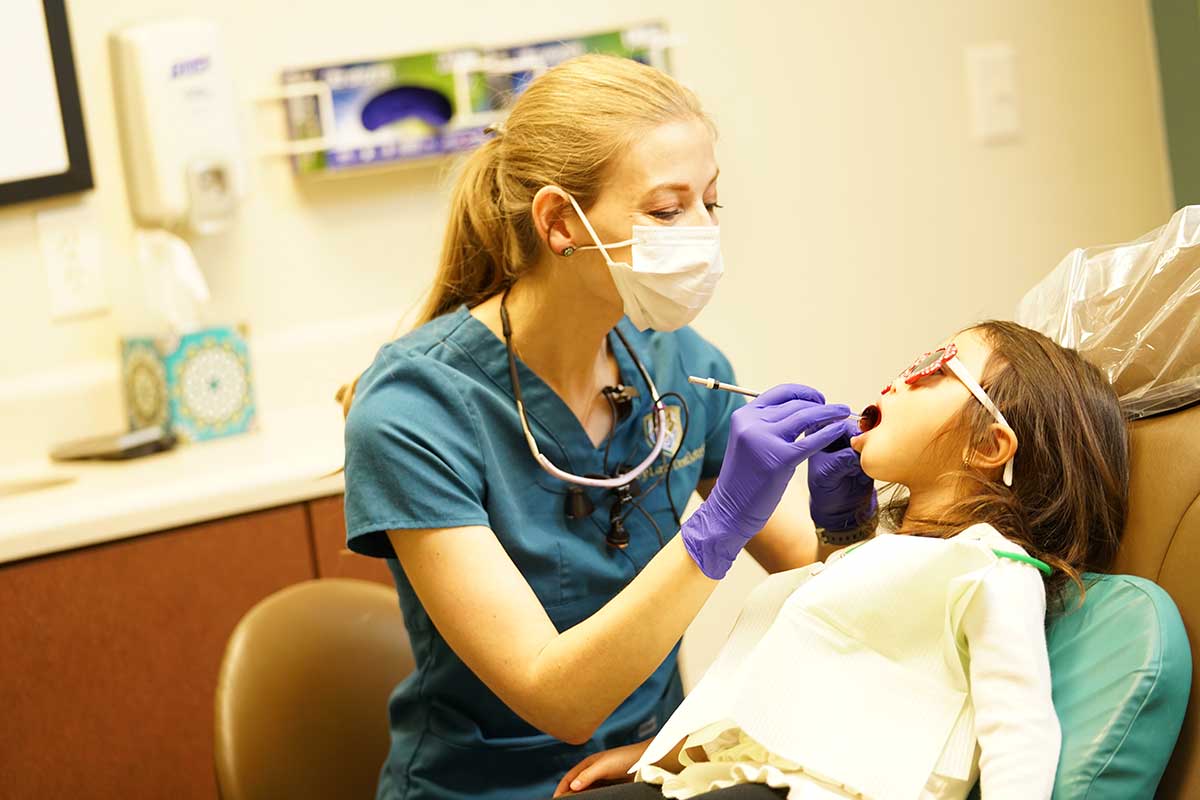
[[0, 2, 1173, 679]]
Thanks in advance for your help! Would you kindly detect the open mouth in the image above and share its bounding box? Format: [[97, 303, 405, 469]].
[[858, 403, 882, 433]]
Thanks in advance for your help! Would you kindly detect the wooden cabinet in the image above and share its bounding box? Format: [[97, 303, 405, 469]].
[[308, 494, 394, 587], [0, 492, 390, 798], [0, 504, 315, 799]]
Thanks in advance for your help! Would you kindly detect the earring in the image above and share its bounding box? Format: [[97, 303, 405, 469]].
[[561, 246, 576, 257]]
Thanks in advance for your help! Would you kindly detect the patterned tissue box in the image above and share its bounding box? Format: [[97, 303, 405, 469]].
[[120, 325, 257, 443]]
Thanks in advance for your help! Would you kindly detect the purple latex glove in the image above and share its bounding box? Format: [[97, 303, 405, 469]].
[[682, 384, 851, 579], [807, 418, 878, 532]]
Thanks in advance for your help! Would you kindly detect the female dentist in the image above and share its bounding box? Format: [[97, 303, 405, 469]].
[[339, 54, 875, 800]]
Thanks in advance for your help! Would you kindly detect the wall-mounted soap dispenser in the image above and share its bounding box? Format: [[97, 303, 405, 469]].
[[110, 19, 244, 234]]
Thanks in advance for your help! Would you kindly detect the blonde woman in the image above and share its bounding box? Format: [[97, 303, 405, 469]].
[[340, 54, 875, 800]]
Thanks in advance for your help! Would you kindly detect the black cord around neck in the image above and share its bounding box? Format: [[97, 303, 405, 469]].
[[500, 288, 688, 551]]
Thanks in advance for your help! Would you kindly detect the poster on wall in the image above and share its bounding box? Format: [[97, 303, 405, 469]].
[[277, 22, 672, 178], [0, 0, 93, 206]]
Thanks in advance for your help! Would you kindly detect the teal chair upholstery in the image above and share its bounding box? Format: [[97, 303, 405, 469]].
[[965, 573, 1190, 799], [1047, 574, 1191, 798]]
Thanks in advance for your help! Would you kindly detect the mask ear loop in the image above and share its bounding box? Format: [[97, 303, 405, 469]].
[[944, 356, 1015, 487], [564, 193, 638, 265]]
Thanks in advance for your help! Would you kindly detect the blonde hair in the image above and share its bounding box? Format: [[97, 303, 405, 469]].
[[336, 53, 711, 418]]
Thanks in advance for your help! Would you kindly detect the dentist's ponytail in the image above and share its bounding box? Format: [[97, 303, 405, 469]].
[[423, 135, 516, 321], [338, 53, 711, 417]]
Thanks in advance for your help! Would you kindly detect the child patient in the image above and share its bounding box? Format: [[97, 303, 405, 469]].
[[555, 320, 1130, 800]]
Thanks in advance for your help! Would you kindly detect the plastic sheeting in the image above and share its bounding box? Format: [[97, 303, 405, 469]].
[[1016, 206, 1200, 420]]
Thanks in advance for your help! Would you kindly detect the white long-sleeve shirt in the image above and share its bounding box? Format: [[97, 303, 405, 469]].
[[961, 548, 1060, 798], [633, 524, 1061, 799]]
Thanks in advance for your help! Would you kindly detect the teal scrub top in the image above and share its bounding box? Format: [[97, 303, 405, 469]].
[[343, 305, 742, 800]]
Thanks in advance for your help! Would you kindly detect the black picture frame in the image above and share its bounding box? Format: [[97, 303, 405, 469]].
[[0, 0, 93, 207]]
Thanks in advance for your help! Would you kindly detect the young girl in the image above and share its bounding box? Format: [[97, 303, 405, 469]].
[[554, 320, 1130, 800]]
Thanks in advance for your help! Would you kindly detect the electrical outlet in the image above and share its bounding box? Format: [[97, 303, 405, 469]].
[[36, 200, 108, 321]]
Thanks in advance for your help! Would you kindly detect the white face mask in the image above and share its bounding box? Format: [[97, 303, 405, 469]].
[[565, 193, 723, 331]]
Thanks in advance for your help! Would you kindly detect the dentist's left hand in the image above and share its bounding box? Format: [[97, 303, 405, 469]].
[[681, 384, 850, 579]]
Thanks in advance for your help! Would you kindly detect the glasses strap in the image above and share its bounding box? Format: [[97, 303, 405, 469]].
[[945, 356, 1015, 486]]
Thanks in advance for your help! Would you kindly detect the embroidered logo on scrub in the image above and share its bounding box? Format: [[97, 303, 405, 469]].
[[636, 714, 659, 739], [643, 405, 684, 457]]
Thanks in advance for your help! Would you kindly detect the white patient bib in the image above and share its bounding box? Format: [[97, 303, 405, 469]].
[[632, 525, 1022, 800]]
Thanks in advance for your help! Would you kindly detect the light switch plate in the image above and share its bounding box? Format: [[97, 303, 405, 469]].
[[965, 42, 1021, 144], [36, 199, 108, 321]]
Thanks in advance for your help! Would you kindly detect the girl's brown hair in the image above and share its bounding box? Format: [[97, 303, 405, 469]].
[[879, 320, 1130, 613], [336, 54, 711, 417]]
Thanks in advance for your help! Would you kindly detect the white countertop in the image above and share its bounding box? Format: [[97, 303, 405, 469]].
[[0, 403, 347, 565]]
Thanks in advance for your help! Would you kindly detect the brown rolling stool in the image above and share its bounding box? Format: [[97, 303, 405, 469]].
[[214, 578, 413, 800]]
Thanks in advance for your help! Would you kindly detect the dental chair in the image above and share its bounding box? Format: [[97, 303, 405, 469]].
[[980, 402, 1197, 799], [1010, 204, 1200, 798], [1100, 402, 1199, 798]]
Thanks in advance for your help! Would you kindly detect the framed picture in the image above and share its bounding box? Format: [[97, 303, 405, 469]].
[[0, 0, 93, 207]]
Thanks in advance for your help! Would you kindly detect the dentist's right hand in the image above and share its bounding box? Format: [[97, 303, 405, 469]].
[[681, 384, 851, 579]]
